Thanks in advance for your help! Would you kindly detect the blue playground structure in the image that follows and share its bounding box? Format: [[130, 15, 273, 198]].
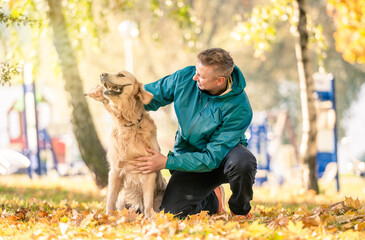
[[313, 72, 339, 191], [247, 113, 271, 185]]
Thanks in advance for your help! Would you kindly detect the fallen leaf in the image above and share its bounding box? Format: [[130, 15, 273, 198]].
[[37, 210, 48, 218], [59, 222, 69, 234], [79, 213, 94, 227], [345, 197, 361, 210]]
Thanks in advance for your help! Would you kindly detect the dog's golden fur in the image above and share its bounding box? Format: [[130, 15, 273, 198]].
[[87, 70, 166, 217]]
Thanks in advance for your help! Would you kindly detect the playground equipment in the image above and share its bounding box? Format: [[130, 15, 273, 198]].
[[247, 71, 340, 188], [23, 63, 42, 176], [6, 64, 87, 177], [247, 110, 300, 186], [247, 112, 271, 185], [313, 72, 339, 191], [6, 63, 59, 176], [7, 100, 59, 177]]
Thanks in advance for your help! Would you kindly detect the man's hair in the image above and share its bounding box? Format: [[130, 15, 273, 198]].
[[197, 48, 234, 79]]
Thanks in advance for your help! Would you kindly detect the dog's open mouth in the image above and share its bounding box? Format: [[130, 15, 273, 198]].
[[102, 81, 132, 96]]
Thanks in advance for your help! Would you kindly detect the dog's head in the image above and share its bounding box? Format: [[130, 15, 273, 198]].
[[100, 71, 153, 105]]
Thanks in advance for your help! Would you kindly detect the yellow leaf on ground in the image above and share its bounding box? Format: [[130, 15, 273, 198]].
[[79, 213, 94, 227], [247, 220, 270, 236], [356, 222, 365, 231], [287, 221, 304, 233], [345, 197, 361, 209], [60, 215, 69, 223], [223, 221, 239, 231]]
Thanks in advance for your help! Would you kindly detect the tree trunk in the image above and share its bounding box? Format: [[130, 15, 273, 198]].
[[46, 0, 108, 188], [293, 0, 319, 193]]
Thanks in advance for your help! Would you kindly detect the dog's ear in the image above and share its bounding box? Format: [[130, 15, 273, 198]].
[[137, 82, 154, 104]]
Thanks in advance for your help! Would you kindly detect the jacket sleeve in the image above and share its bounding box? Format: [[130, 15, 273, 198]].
[[166, 105, 253, 172], [144, 72, 178, 111]]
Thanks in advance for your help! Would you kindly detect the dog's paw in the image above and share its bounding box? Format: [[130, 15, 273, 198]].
[[85, 85, 108, 103], [106, 206, 115, 215], [144, 208, 156, 218]]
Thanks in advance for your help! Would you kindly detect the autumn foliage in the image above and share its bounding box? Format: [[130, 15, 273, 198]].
[[1, 175, 365, 239], [328, 0, 365, 64]]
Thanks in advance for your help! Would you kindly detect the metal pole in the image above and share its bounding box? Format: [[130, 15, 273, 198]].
[[23, 63, 41, 176], [22, 83, 31, 178], [331, 75, 340, 191]]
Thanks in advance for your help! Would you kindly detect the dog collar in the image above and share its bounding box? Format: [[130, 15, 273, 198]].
[[123, 113, 144, 128]]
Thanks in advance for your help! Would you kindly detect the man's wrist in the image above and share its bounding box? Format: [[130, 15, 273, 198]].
[[165, 154, 175, 170], [163, 156, 168, 169]]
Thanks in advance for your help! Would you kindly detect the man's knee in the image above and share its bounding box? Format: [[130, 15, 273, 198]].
[[223, 144, 257, 181]]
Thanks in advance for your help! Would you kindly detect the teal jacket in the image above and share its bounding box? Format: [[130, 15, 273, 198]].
[[144, 65, 252, 172]]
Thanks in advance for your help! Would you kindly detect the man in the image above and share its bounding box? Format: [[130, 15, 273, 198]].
[[133, 48, 257, 218]]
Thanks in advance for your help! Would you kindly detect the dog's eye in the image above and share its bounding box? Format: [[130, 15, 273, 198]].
[[118, 73, 125, 77]]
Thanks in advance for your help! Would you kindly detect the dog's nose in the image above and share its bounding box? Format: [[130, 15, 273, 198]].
[[100, 73, 107, 78]]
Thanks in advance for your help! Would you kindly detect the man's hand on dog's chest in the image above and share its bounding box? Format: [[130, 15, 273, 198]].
[[133, 148, 167, 174]]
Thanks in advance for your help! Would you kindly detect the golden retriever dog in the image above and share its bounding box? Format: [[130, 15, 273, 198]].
[[86, 71, 166, 218]]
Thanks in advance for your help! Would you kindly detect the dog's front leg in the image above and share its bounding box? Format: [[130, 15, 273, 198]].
[[85, 85, 108, 103], [116, 191, 126, 211], [142, 172, 157, 218], [153, 173, 166, 212], [106, 169, 123, 214]]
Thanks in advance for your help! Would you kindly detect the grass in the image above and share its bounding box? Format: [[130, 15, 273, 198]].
[[1, 173, 364, 209], [1, 173, 364, 210], [0, 174, 104, 206]]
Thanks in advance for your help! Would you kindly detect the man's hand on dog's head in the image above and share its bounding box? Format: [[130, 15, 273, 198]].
[[133, 148, 167, 174]]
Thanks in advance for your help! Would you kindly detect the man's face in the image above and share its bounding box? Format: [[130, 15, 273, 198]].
[[193, 62, 220, 94]]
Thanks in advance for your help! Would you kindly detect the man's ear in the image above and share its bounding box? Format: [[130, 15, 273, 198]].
[[217, 76, 227, 86], [137, 82, 154, 104]]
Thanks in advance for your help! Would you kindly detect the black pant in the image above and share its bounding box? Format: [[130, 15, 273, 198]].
[[160, 144, 257, 218]]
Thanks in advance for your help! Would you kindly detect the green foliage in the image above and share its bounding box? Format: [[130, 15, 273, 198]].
[[144, 0, 199, 48], [231, 0, 293, 58], [62, 0, 102, 55], [165, 1, 198, 48], [0, 4, 37, 86], [0, 6, 36, 27], [0, 61, 22, 86], [231, 0, 327, 67], [1, 0, 198, 83], [55, 0, 198, 55]]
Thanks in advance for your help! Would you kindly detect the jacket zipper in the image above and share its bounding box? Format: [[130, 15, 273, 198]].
[[187, 98, 209, 141]]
